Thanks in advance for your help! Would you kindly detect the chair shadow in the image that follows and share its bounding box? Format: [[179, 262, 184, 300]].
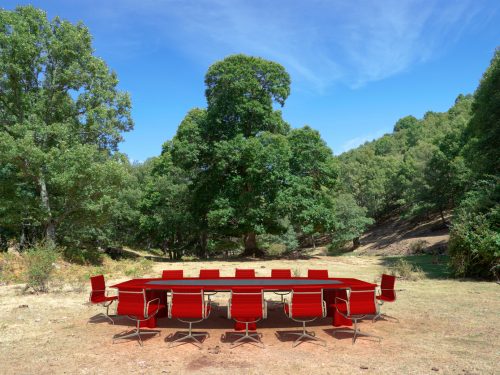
[[164, 331, 209, 346], [274, 330, 302, 342], [323, 328, 381, 343], [112, 329, 160, 344], [87, 313, 113, 324]]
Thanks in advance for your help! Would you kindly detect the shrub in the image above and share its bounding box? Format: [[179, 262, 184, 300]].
[[24, 243, 59, 293], [448, 179, 500, 280], [63, 246, 103, 265], [409, 240, 428, 254], [388, 258, 424, 281]]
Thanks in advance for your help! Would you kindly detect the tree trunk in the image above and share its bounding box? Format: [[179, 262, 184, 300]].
[[439, 209, 446, 226], [242, 232, 264, 257], [38, 173, 55, 245], [199, 232, 208, 259], [311, 234, 316, 249], [353, 237, 361, 249]]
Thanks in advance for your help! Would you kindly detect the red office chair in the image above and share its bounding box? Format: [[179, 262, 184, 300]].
[[168, 288, 211, 349], [162, 270, 184, 279], [284, 287, 327, 347], [88, 275, 117, 324], [199, 269, 220, 278], [113, 290, 162, 346], [199, 269, 220, 302], [271, 269, 292, 303], [235, 268, 255, 278], [373, 274, 401, 322], [228, 289, 267, 348], [308, 269, 329, 278], [334, 289, 382, 344]]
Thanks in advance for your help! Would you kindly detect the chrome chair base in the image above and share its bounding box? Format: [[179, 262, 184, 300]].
[[113, 327, 161, 347], [285, 322, 326, 347], [169, 322, 209, 349], [372, 313, 399, 323], [334, 320, 382, 344], [230, 324, 264, 348]]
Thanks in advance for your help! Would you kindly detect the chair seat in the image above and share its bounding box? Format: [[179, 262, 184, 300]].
[[171, 304, 210, 320], [91, 295, 118, 304], [285, 303, 323, 319], [118, 302, 164, 319], [377, 295, 395, 302]]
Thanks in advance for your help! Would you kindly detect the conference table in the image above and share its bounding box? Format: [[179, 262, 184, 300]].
[[111, 277, 377, 328]]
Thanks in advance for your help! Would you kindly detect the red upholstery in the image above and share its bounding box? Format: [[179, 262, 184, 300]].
[[377, 274, 396, 302], [199, 269, 220, 278], [161, 270, 184, 279], [308, 269, 329, 279], [169, 289, 209, 319], [116, 290, 162, 319], [286, 287, 325, 319], [339, 290, 378, 317], [235, 269, 255, 278], [271, 269, 292, 278], [90, 275, 117, 304], [230, 289, 264, 320]]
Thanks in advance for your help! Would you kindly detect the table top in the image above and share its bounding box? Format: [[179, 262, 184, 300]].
[[111, 277, 376, 291], [147, 278, 343, 287]]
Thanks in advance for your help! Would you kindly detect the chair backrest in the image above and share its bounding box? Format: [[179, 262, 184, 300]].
[[170, 289, 206, 319], [308, 269, 329, 279], [348, 289, 378, 316], [289, 287, 325, 318], [271, 269, 292, 278], [90, 275, 106, 302], [162, 270, 184, 279], [116, 290, 146, 317], [235, 268, 255, 278], [199, 269, 220, 278], [230, 289, 264, 319], [380, 274, 396, 301]]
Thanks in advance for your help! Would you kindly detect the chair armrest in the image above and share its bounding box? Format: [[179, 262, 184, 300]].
[[167, 301, 172, 319], [283, 298, 289, 317], [335, 296, 350, 317], [146, 297, 160, 319]]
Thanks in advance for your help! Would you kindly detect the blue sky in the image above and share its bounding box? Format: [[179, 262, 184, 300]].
[[3, 1, 500, 161]]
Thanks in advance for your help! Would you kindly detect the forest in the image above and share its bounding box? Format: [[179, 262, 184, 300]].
[[1, 6, 499, 279]]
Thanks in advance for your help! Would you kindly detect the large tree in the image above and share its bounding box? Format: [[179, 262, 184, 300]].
[[0, 6, 132, 247]]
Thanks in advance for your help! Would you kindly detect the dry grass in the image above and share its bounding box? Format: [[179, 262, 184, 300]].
[[0, 255, 498, 375]]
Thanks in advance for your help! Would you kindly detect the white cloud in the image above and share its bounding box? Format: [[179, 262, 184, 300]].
[[89, 0, 493, 91], [340, 129, 389, 153]]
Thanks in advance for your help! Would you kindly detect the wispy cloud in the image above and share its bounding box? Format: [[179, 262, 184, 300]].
[[340, 129, 389, 153], [88, 0, 495, 91]]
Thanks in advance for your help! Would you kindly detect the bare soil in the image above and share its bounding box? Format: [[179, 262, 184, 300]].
[[1, 255, 498, 375]]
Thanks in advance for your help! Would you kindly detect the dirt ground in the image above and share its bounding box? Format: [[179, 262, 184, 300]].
[[0, 255, 498, 375]]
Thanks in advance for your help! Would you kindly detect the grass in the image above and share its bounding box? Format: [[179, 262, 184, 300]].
[[0, 254, 497, 374], [382, 254, 451, 279]]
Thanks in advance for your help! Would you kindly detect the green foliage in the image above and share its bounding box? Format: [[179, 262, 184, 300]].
[[329, 193, 373, 249], [63, 246, 102, 265], [24, 243, 59, 293], [259, 223, 299, 255], [448, 179, 500, 279], [0, 6, 133, 253], [464, 49, 500, 177]]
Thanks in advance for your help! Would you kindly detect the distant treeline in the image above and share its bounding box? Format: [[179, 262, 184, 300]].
[[0, 7, 498, 279]]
